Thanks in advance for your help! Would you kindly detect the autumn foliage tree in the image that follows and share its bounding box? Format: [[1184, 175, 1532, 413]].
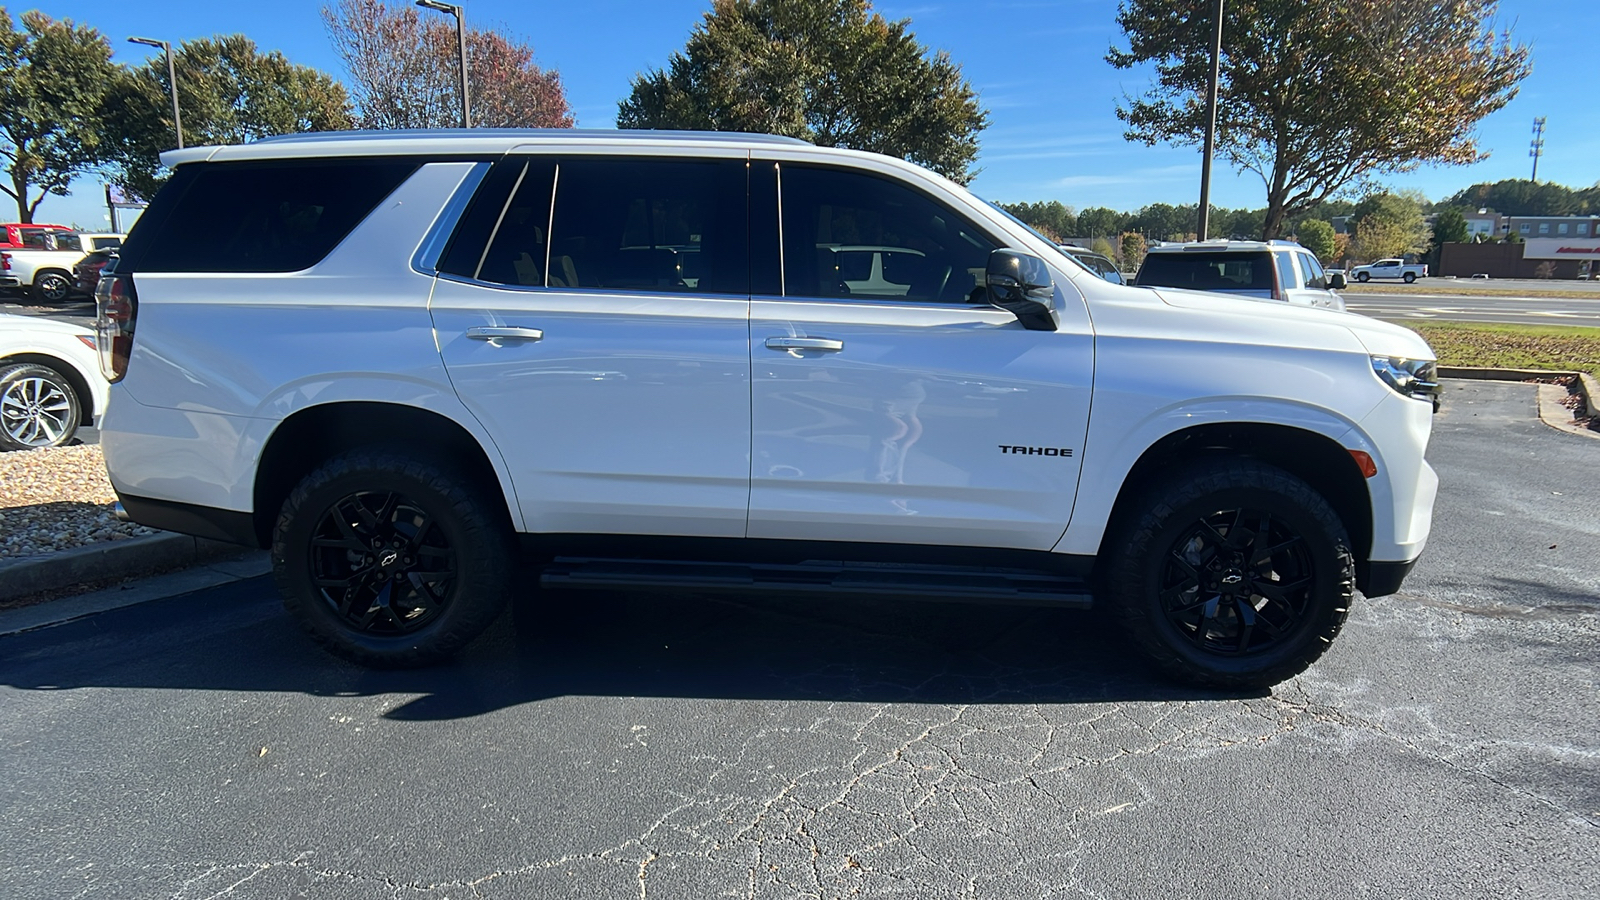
[[324, 0, 572, 130], [618, 0, 987, 185], [1109, 0, 1531, 239], [0, 9, 118, 222]]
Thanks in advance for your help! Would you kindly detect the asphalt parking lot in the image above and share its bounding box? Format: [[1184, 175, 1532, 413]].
[[1, 379, 1596, 898]]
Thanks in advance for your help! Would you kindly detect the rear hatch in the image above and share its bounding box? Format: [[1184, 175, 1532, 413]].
[[1135, 250, 1276, 299]]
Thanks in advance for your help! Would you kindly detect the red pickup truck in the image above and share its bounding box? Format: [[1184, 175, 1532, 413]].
[[0, 223, 73, 251]]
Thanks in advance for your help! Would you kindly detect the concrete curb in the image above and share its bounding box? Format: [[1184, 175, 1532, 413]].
[[1439, 366, 1595, 419], [0, 531, 252, 604]]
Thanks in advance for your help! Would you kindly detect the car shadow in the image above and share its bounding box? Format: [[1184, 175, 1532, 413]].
[[0, 575, 1264, 719]]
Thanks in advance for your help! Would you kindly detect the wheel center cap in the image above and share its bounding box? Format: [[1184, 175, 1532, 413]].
[[379, 550, 399, 568], [1221, 571, 1245, 586]]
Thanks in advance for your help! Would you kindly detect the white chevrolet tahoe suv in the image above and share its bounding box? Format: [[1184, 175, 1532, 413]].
[[98, 130, 1440, 687]]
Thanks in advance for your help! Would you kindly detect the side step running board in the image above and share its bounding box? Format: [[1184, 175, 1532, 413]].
[[539, 557, 1094, 608]]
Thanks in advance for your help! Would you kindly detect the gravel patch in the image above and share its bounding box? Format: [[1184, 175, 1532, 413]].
[[0, 444, 155, 561]]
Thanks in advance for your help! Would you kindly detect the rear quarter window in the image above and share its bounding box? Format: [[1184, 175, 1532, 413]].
[[116, 159, 421, 273]]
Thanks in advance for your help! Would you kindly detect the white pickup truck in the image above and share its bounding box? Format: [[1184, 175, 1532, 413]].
[[0, 232, 124, 302], [1349, 258, 1427, 283]]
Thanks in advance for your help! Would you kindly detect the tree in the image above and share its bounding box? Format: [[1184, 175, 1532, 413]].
[[617, 0, 987, 184], [1348, 192, 1427, 258], [100, 35, 353, 201], [1076, 206, 1125, 239], [998, 200, 1075, 241], [1350, 216, 1417, 262], [0, 9, 118, 222], [1089, 236, 1118, 261], [323, 0, 572, 130], [1429, 208, 1469, 253], [1296, 219, 1337, 262], [1131, 202, 1194, 241], [1119, 232, 1148, 270], [1442, 178, 1580, 216], [1109, 0, 1530, 239]]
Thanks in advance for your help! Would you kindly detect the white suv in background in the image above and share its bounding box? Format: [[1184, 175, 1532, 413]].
[[98, 130, 1439, 687], [1135, 239, 1347, 310]]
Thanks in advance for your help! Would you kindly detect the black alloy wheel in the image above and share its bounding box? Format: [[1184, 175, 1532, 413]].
[[273, 449, 517, 667], [1105, 460, 1355, 688], [309, 490, 457, 635], [1158, 507, 1313, 656]]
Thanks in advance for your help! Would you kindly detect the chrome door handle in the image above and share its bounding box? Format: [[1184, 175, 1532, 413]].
[[467, 325, 543, 341], [765, 336, 844, 352]]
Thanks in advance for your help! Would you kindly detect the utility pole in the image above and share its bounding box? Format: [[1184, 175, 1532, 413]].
[[1529, 117, 1546, 182], [1196, 0, 1224, 240], [417, 1, 471, 128], [127, 37, 183, 149]]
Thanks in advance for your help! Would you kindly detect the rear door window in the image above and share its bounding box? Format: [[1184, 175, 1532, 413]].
[[1296, 252, 1327, 290], [117, 158, 421, 273], [549, 157, 747, 295]]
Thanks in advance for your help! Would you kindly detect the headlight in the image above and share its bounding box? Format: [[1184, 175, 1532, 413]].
[[1371, 356, 1440, 409]]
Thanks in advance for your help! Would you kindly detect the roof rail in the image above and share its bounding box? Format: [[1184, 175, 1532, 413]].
[[253, 128, 813, 147]]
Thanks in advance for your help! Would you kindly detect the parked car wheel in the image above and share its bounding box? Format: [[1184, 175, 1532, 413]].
[[1402, 272, 1417, 284], [272, 449, 518, 667], [0, 362, 83, 450], [31, 271, 73, 303], [1356, 272, 1371, 283], [1105, 460, 1355, 688]]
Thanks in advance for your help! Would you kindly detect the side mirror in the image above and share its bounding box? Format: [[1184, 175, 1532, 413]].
[[986, 250, 1058, 331], [1329, 272, 1347, 290]]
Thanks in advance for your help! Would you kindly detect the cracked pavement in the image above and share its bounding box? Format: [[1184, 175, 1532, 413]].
[[2, 380, 1595, 899]]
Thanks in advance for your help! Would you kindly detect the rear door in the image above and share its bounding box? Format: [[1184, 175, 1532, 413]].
[[430, 153, 753, 537]]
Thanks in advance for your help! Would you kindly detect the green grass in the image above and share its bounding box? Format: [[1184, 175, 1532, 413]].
[[1394, 321, 1600, 381], [1352, 282, 1600, 300]]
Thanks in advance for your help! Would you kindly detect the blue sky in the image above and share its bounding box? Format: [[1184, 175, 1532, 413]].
[[22, 0, 1598, 229]]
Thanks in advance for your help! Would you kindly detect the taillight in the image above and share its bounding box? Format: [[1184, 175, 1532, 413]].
[[96, 273, 138, 382], [1, 252, 10, 272]]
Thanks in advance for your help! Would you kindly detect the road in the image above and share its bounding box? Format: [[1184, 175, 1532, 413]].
[[2, 380, 1596, 899], [1343, 287, 1600, 326]]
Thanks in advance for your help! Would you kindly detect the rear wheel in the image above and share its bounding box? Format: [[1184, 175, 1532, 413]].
[[1402, 272, 1416, 283], [1105, 460, 1355, 689], [272, 449, 517, 667], [31, 271, 72, 303], [0, 363, 82, 451]]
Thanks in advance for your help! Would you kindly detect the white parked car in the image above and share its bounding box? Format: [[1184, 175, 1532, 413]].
[[98, 130, 1440, 687], [0, 313, 109, 450]]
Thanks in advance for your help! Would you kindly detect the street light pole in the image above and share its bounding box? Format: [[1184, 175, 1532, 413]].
[[1196, 0, 1224, 240], [416, 1, 471, 128], [128, 37, 183, 150]]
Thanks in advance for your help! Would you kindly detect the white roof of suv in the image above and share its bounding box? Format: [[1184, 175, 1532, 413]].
[[1144, 239, 1307, 253], [161, 129, 813, 168]]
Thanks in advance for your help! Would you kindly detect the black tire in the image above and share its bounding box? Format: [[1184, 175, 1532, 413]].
[[272, 448, 517, 668], [31, 271, 72, 303], [1402, 272, 1416, 283], [1356, 272, 1370, 283], [1104, 460, 1355, 689], [0, 363, 82, 450]]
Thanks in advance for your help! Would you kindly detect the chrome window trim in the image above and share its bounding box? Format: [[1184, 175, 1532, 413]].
[[474, 160, 531, 282], [410, 161, 491, 275]]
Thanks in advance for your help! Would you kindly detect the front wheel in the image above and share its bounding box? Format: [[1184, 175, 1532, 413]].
[[1356, 272, 1370, 283], [1104, 460, 1355, 689], [272, 449, 518, 667]]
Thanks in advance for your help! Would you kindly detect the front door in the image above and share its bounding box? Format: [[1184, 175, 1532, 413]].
[[430, 154, 752, 537], [747, 162, 1093, 550]]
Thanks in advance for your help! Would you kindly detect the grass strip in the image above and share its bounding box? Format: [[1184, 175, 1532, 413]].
[[1393, 321, 1600, 380]]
